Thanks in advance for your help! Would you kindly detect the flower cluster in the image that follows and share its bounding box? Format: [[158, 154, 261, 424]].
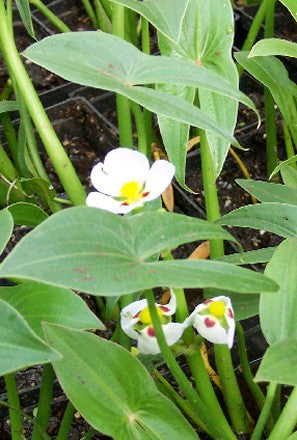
[[86, 147, 175, 214], [121, 293, 235, 355]]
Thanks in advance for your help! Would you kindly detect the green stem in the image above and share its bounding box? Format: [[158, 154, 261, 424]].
[[81, 0, 98, 28], [141, 17, 153, 147], [0, 2, 86, 205], [0, 140, 19, 182], [31, 364, 55, 440], [112, 4, 134, 148], [0, 113, 19, 165], [30, 0, 71, 32], [81, 427, 94, 440], [251, 382, 277, 440], [94, 0, 111, 33], [283, 122, 297, 169], [99, 0, 112, 20], [200, 131, 249, 434], [130, 101, 148, 156], [4, 374, 24, 440], [153, 369, 203, 434], [56, 402, 75, 440], [237, 0, 270, 76], [267, 386, 297, 440], [146, 290, 236, 440]]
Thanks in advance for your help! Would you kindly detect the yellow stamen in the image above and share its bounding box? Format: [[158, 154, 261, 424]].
[[120, 180, 143, 205], [139, 306, 163, 325], [209, 300, 226, 318]]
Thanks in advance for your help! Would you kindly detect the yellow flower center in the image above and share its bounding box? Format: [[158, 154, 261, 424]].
[[139, 306, 163, 325], [208, 301, 226, 318], [120, 180, 144, 205]]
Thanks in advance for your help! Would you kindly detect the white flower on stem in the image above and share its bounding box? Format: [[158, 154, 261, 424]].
[[188, 296, 235, 349], [120, 290, 186, 355], [86, 148, 175, 214]]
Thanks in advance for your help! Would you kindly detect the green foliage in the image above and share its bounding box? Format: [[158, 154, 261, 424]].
[[218, 247, 276, 265], [0, 208, 13, 255], [236, 178, 297, 205], [281, 164, 297, 189], [0, 281, 104, 339], [279, 0, 297, 21], [7, 202, 48, 226], [249, 38, 297, 58], [15, 0, 36, 39], [0, 100, 19, 113], [0, 207, 277, 295], [44, 323, 198, 439], [0, 298, 60, 376]]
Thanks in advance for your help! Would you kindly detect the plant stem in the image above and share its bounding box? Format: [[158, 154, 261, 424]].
[[283, 122, 297, 169], [200, 131, 249, 433], [141, 17, 153, 147], [112, 4, 134, 148], [267, 386, 297, 440], [4, 374, 24, 440], [130, 101, 147, 156], [31, 364, 55, 440], [0, 1, 86, 205], [264, 0, 278, 179], [94, 0, 111, 33], [81, 0, 98, 28], [99, 0, 112, 20], [251, 382, 277, 440], [237, 0, 270, 76], [81, 427, 94, 440], [30, 0, 71, 32], [56, 402, 75, 440], [146, 290, 236, 440], [0, 140, 19, 182]]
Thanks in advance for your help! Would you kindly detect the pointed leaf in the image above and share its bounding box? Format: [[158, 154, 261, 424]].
[[217, 247, 276, 265], [15, 0, 36, 39], [111, 0, 189, 43], [280, 165, 297, 189], [249, 38, 297, 58], [236, 178, 297, 205], [7, 202, 48, 226], [260, 238, 297, 345], [0, 299, 60, 375], [0, 207, 277, 295], [0, 281, 104, 339], [255, 338, 297, 385], [218, 203, 297, 238], [0, 209, 13, 256], [0, 100, 19, 113], [44, 323, 197, 440], [279, 0, 297, 21]]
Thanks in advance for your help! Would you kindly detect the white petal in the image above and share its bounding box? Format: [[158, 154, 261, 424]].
[[103, 148, 150, 183], [193, 314, 235, 348], [120, 299, 148, 339], [137, 322, 185, 355], [156, 289, 176, 316], [86, 192, 136, 214], [144, 160, 175, 201], [90, 163, 123, 196]]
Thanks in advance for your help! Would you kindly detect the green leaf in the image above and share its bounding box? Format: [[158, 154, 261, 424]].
[[0, 179, 27, 207], [287, 432, 297, 440], [270, 154, 297, 178], [111, 0, 189, 43], [0, 100, 19, 113], [235, 52, 297, 139], [44, 323, 197, 440], [7, 202, 48, 226], [15, 0, 36, 39], [23, 32, 256, 147], [249, 38, 297, 58], [0, 281, 104, 339], [0, 298, 60, 376], [280, 164, 297, 189], [218, 203, 297, 238], [0, 209, 13, 255], [255, 337, 297, 385], [217, 247, 276, 265], [0, 207, 277, 295], [236, 178, 297, 205], [279, 0, 297, 21], [157, 0, 242, 186], [260, 238, 297, 345]]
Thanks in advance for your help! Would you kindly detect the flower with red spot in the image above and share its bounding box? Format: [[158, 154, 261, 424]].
[[86, 147, 175, 214], [120, 290, 186, 354], [187, 296, 235, 348]]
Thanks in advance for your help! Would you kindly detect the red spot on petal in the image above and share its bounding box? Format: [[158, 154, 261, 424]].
[[147, 327, 155, 337], [205, 317, 216, 327], [121, 202, 129, 206], [203, 299, 213, 305], [228, 308, 234, 319], [159, 306, 169, 313], [142, 191, 150, 198], [133, 311, 140, 319]]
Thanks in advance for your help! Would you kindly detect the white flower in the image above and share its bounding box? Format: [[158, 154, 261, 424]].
[[187, 296, 235, 349], [86, 148, 175, 214], [120, 290, 186, 355]]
